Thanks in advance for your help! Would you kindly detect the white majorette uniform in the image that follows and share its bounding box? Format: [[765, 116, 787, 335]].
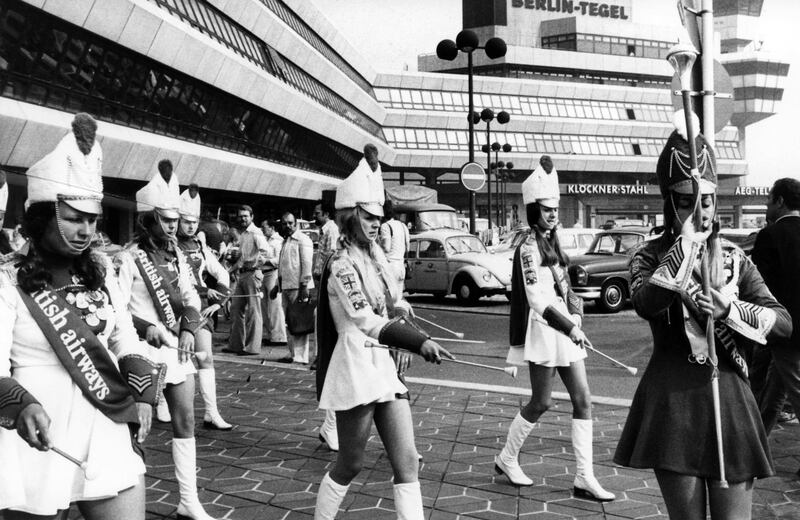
[[178, 188, 231, 312], [506, 158, 586, 368], [116, 170, 202, 385], [0, 114, 164, 515], [315, 158, 430, 411]]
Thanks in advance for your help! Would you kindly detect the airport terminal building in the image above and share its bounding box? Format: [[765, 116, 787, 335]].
[[0, 0, 789, 240]]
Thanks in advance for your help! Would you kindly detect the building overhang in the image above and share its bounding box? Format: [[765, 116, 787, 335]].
[[0, 98, 340, 201]]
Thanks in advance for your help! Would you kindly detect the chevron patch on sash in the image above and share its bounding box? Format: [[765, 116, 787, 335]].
[[736, 301, 762, 330], [127, 373, 153, 395], [0, 384, 27, 409], [662, 242, 685, 278]]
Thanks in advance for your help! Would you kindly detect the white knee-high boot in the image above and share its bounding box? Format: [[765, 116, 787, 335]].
[[393, 481, 424, 520], [494, 412, 535, 486], [197, 368, 233, 431], [315, 472, 349, 520], [319, 410, 339, 451], [173, 437, 218, 520], [572, 418, 615, 501]]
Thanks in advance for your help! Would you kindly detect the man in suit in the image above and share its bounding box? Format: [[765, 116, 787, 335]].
[[750, 177, 800, 436], [272, 211, 314, 364]]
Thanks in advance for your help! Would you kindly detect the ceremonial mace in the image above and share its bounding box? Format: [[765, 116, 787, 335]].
[[667, 41, 727, 488]]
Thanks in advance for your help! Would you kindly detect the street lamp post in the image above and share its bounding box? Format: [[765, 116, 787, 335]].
[[436, 30, 506, 234], [490, 144, 513, 227], [479, 110, 509, 235]]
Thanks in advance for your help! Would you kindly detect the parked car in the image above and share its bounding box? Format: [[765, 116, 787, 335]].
[[394, 203, 460, 234], [601, 218, 647, 229], [568, 226, 655, 313], [718, 228, 759, 255], [491, 226, 600, 258], [404, 229, 512, 304]]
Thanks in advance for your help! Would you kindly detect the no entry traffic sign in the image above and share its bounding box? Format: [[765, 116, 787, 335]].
[[460, 162, 486, 191]]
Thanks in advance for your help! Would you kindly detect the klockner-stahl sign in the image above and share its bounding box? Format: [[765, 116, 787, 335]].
[[566, 184, 649, 195], [511, 0, 630, 19], [562, 184, 772, 198]]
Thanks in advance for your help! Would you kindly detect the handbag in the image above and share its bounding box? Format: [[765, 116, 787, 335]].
[[286, 297, 316, 335]]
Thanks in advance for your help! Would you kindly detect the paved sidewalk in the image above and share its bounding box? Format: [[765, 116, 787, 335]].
[[133, 356, 799, 520]]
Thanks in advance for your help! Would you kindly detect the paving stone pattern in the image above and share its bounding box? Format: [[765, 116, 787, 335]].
[[71, 358, 800, 519]]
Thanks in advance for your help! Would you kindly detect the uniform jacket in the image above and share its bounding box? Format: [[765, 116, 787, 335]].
[[117, 244, 201, 336], [509, 236, 583, 347]]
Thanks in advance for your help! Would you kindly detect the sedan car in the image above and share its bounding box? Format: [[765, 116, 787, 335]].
[[491, 226, 599, 259], [405, 229, 512, 304], [568, 227, 655, 313]]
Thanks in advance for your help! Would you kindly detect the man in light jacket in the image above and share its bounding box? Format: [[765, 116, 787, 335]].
[[272, 211, 314, 364]]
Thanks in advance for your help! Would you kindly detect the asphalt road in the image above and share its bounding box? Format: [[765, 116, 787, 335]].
[[404, 294, 652, 402]]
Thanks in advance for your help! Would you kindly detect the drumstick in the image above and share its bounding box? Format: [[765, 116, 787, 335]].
[[51, 446, 98, 480], [160, 341, 209, 362], [364, 340, 517, 378], [582, 339, 638, 376], [414, 315, 465, 339], [431, 337, 484, 344]]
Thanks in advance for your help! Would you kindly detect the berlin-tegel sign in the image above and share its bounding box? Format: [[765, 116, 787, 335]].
[[460, 162, 486, 191]]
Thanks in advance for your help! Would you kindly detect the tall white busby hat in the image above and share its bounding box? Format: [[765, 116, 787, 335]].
[[522, 155, 560, 207], [136, 160, 180, 218], [335, 157, 385, 217], [656, 110, 717, 197], [179, 187, 201, 221], [25, 113, 104, 214]]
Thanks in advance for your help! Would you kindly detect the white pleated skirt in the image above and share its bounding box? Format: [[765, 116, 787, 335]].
[[0, 365, 145, 515], [506, 310, 587, 368], [319, 330, 408, 411]]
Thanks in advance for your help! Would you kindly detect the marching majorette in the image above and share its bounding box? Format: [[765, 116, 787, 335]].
[[116, 160, 218, 520], [613, 111, 792, 519], [0, 113, 164, 518], [312, 144, 452, 520], [177, 184, 233, 431], [496, 155, 615, 501]]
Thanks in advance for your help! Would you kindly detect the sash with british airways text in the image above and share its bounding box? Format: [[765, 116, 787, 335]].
[[133, 248, 184, 333], [17, 287, 140, 425]]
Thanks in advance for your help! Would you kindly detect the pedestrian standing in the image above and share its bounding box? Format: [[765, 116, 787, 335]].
[[313, 200, 340, 283], [272, 212, 314, 364], [313, 144, 452, 520], [379, 199, 410, 292], [613, 112, 792, 519], [224, 205, 267, 356], [495, 155, 615, 501], [178, 187, 233, 431], [260, 220, 287, 351], [0, 113, 162, 519], [117, 160, 218, 520], [750, 178, 800, 440]]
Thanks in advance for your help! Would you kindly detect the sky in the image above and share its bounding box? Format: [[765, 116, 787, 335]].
[[313, 0, 800, 187]]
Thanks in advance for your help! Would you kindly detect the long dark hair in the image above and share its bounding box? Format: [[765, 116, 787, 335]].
[[525, 202, 568, 267], [17, 202, 105, 292], [135, 211, 176, 252]]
